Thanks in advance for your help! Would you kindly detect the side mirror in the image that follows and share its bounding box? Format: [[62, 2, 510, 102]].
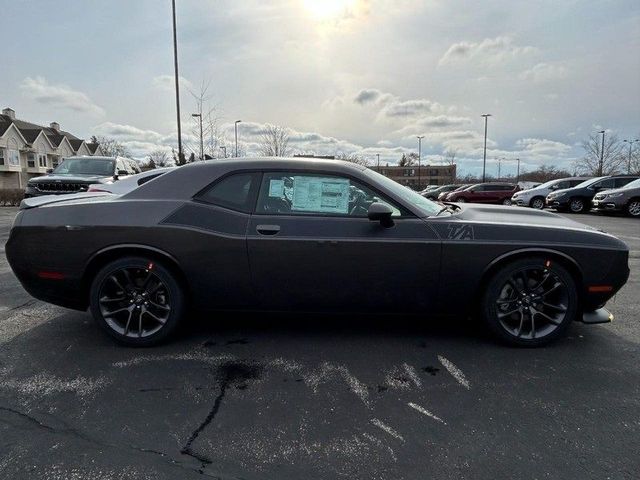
[[46, 168, 53, 174], [368, 202, 394, 228], [118, 169, 128, 176]]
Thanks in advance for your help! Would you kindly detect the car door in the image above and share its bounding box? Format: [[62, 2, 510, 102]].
[[480, 184, 499, 203], [246, 170, 441, 313]]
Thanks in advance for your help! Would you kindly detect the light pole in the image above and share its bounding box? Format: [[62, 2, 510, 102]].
[[171, 0, 183, 163], [515, 158, 521, 183], [192, 113, 203, 160], [623, 139, 639, 174], [234, 120, 242, 157], [481, 114, 491, 182], [598, 130, 606, 176], [417, 135, 424, 189], [376, 153, 380, 170], [220, 146, 227, 158], [497, 157, 503, 180]]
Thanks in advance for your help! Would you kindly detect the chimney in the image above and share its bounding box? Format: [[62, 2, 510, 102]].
[[2, 107, 15, 119], [50, 122, 60, 132]]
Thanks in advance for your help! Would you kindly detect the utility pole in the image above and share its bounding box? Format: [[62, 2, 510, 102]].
[[220, 146, 227, 158], [417, 135, 424, 189], [171, 0, 183, 163], [376, 153, 380, 170], [497, 157, 502, 180], [234, 120, 242, 157], [598, 130, 606, 176], [192, 113, 203, 160], [516, 158, 521, 183], [481, 114, 491, 182], [623, 139, 639, 174]]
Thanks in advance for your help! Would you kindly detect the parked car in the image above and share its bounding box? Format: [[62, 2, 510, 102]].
[[512, 177, 591, 209], [447, 182, 520, 205], [422, 184, 460, 200], [88, 167, 177, 194], [6, 158, 629, 348], [592, 178, 640, 217], [24, 156, 139, 198], [546, 175, 640, 213], [439, 184, 473, 201]]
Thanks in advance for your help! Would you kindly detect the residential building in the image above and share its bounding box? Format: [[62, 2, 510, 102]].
[[372, 164, 456, 189], [0, 107, 103, 189]]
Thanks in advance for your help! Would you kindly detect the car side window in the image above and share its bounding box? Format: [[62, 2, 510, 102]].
[[196, 173, 259, 213], [255, 172, 402, 217], [615, 177, 635, 188], [594, 179, 614, 189]]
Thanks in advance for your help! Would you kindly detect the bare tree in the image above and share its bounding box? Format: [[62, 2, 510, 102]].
[[188, 79, 227, 160], [519, 165, 571, 183], [259, 124, 290, 157], [92, 135, 131, 157], [148, 149, 171, 167], [444, 148, 457, 182], [336, 152, 371, 167], [398, 152, 418, 166], [575, 133, 625, 176]]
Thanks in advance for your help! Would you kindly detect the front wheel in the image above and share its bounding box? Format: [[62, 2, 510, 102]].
[[481, 258, 578, 347], [569, 198, 585, 213], [530, 197, 545, 209], [627, 199, 640, 217], [89, 257, 185, 346]]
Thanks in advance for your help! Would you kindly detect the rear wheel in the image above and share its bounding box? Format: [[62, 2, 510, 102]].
[[530, 197, 545, 209], [481, 258, 578, 347], [456, 197, 466, 203], [569, 198, 585, 213], [627, 198, 640, 217], [502, 198, 512, 206], [89, 256, 185, 346]]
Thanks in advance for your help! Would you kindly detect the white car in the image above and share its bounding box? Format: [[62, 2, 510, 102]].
[[87, 167, 177, 194], [511, 177, 590, 209]]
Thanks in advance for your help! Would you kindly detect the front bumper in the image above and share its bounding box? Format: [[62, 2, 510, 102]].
[[546, 197, 569, 209], [513, 197, 530, 206], [592, 199, 623, 212]]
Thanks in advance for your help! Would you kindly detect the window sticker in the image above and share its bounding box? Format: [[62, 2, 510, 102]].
[[268, 179, 285, 197], [292, 176, 350, 214]]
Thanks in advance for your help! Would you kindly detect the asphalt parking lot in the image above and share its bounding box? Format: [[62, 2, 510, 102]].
[[0, 206, 638, 480]]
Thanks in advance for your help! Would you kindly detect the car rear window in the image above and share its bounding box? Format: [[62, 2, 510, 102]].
[[196, 173, 260, 213]]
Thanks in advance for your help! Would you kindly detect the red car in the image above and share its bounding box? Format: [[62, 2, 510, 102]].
[[447, 182, 520, 205]]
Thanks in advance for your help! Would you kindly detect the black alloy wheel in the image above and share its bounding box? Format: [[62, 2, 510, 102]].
[[90, 257, 185, 346], [482, 258, 577, 346]]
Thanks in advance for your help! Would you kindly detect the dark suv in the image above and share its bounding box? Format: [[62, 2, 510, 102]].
[[546, 175, 640, 213], [447, 182, 520, 205], [25, 156, 140, 198]]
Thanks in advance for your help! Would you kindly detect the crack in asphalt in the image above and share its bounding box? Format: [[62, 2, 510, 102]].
[[0, 404, 240, 478]]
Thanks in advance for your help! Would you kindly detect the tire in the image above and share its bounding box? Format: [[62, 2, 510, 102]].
[[568, 198, 585, 213], [627, 198, 640, 218], [502, 198, 512, 206], [89, 256, 185, 346], [481, 257, 578, 347], [456, 198, 466, 203], [530, 197, 545, 210]]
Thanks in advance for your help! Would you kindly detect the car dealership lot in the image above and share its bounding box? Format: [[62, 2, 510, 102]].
[[0, 207, 638, 479]]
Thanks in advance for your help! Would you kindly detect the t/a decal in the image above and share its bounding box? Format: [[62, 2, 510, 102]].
[[446, 224, 474, 240]]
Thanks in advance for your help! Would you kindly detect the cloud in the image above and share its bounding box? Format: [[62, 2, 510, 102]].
[[152, 74, 194, 93], [20, 76, 105, 116], [354, 88, 382, 104], [515, 137, 572, 156], [381, 99, 443, 118], [519, 62, 568, 83], [438, 36, 538, 66]]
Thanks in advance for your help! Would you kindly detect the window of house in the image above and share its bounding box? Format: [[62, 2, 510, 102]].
[[196, 173, 260, 213], [38, 154, 47, 168], [27, 153, 36, 168], [8, 150, 20, 166], [52, 157, 59, 168], [0, 149, 5, 165], [255, 172, 402, 217]]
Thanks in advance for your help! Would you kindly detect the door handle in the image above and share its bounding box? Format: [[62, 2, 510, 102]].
[[256, 224, 280, 236]]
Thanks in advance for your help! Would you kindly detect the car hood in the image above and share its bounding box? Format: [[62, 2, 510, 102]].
[[596, 186, 639, 196], [28, 174, 111, 184], [546, 187, 574, 197]]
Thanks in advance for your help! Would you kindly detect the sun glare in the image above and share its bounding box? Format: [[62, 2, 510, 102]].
[[303, 0, 356, 20]]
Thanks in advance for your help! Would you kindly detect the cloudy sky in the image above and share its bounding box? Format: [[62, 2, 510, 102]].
[[2, 0, 639, 176]]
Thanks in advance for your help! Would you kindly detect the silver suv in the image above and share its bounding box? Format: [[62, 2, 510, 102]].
[[592, 178, 640, 217], [511, 177, 590, 209]]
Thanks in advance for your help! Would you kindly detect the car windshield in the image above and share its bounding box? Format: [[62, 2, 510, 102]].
[[536, 179, 561, 189], [54, 158, 115, 176], [573, 176, 606, 189], [363, 169, 442, 216], [621, 178, 640, 189]]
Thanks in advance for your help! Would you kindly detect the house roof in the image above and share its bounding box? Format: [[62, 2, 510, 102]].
[[0, 112, 94, 152], [86, 142, 100, 154], [18, 128, 42, 144], [69, 139, 85, 151]]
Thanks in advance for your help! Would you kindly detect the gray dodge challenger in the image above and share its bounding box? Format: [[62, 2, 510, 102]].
[[5, 158, 630, 347]]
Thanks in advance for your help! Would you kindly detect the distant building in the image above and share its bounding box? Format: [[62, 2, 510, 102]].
[[0, 107, 103, 189], [372, 164, 456, 189]]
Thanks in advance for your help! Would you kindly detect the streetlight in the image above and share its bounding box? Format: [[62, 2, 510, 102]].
[[171, 0, 183, 163], [623, 139, 639, 174], [481, 114, 492, 182], [376, 153, 380, 170], [515, 158, 521, 183], [220, 146, 227, 158], [598, 130, 605, 176], [417, 135, 424, 189], [234, 120, 242, 157], [497, 157, 503, 180], [191, 113, 203, 161]]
